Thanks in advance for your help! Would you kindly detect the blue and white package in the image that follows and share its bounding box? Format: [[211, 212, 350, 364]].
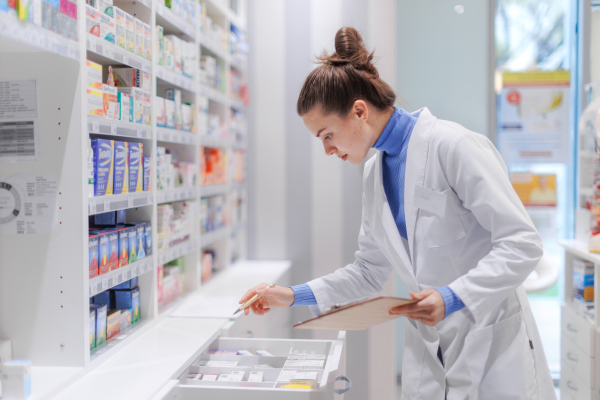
[[143, 157, 150, 191], [129, 143, 143, 192], [135, 223, 145, 259], [145, 221, 152, 256], [91, 139, 114, 196], [113, 141, 128, 194]]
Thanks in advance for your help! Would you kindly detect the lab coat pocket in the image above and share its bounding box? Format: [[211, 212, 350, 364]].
[[464, 311, 537, 400], [400, 321, 425, 399], [414, 187, 466, 248]]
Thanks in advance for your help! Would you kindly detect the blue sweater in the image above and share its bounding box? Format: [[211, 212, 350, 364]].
[[291, 108, 464, 319]]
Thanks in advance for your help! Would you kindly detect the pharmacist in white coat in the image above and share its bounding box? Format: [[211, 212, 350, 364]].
[[239, 27, 556, 399]]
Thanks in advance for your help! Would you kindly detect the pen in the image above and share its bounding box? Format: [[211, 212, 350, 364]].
[[234, 283, 276, 315]]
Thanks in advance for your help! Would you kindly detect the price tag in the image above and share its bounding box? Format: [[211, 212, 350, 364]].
[[92, 119, 100, 133], [114, 274, 120, 284], [147, 195, 152, 204], [89, 39, 96, 53], [123, 54, 129, 65], [89, 199, 97, 214], [132, 265, 139, 277], [67, 43, 75, 59], [103, 198, 110, 212], [122, 270, 128, 281], [102, 277, 109, 291], [137, 128, 142, 138], [110, 121, 117, 135], [164, 133, 170, 142], [102, 43, 114, 58], [128, 196, 134, 207]]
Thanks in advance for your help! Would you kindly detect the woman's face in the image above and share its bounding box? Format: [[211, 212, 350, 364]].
[[302, 102, 373, 165]]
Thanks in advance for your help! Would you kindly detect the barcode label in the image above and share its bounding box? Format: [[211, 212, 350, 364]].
[[0, 121, 36, 158], [0, 80, 38, 163]]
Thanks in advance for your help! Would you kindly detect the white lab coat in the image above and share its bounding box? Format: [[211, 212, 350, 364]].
[[306, 108, 556, 399]]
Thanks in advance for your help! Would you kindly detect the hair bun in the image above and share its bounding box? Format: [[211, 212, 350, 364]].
[[322, 27, 377, 77]]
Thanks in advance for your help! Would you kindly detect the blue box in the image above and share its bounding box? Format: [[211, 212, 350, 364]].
[[90, 304, 107, 346], [90, 209, 126, 227], [113, 141, 128, 195], [145, 221, 152, 256], [91, 139, 114, 196], [113, 276, 138, 290], [143, 157, 150, 191], [92, 291, 115, 309], [127, 224, 137, 263], [117, 226, 129, 268], [113, 287, 140, 311], [103, 229, 119, 272], [135, 223, 146, 259], [129, 143, 143, 192], [90, 309, 96, 349]]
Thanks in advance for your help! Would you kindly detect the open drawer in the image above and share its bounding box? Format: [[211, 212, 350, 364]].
[[156, 331, 349, 400]]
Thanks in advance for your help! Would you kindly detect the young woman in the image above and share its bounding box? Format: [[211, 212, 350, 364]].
[[239, 27, 555, 399]]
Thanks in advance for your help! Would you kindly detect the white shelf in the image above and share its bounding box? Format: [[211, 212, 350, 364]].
[[198, 83, 228, 105], [157, 238, 198, 265], [88, 115, 152, 140], [231, 140, 246, 150], [89, 257, 153, 297], [198, 32, 230, 62], [200, 135, 229, 148], [156, 65, 196, 93], [157, 187, 198, 203], [89, 318, 153, 362], [0, 13, 80, 61], [200, 226, 231, 247], [157, 126, 198, 144], [154, 1, 197, 40], [200, 184, 230, 197], [232, 181, 246, 191], [558, 239, 600, 264], [230, 98, 245, 111], [86, 34, 151, 74], [88, 191, 153, 215]]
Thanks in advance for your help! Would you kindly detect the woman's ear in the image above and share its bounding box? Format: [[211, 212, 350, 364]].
[[353, 100, 368, 121]]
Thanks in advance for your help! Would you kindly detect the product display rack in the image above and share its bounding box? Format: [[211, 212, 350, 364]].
[[0, 0, 248, 377]]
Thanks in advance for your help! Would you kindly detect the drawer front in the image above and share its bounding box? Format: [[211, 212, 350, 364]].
[[562, 335, 595, 389], [562, 305, 595, 355], [560, 365, 600, 400]]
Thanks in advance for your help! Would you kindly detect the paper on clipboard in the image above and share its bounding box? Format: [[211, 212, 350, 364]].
[[294, 296, 417, 330]]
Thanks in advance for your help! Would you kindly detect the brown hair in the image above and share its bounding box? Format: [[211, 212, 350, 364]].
[[296, 27, 396, 117]]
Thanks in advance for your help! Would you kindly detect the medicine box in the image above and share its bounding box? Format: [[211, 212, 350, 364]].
[[143, 156, 151, 191], [163, 36, 173, 70], [98, 0, 111, 16], [89, 235, 99, 278], [87, 87, 104, 117], [114, 286, 140, 310], [85, 4, 100, 36], [134, 18, 144, 57], [165, 98, 175, 128], [156, 25, 164, 66], [573, 259, 594, 309], [91, 304, 107, 346], [145, 221, 153, 256], [106, 309, 121, 339], [58, 0, 69, 38], [1, 360, 32, 400], [120, 308, 132, 330], [68, 0, 77, 41], [166, 35, 181, 74], [113, 6, 125, 48], [95, 231, 110, 275], [111, 67, 140, 87], [118, 87, 143, 124], [143, 22, 152, 60], [91, 139, 114, 196], [181, 104, 191, 132], [113, 141, 127, 194], [142, 71, 151, 91], [135, 223, 146, 259], [117, 226, 129, 267], [129, 142, 143, 192], [143, 91, 151, 125], [98, 12, 115, 44], [156, 97, 165, 127], [124, 11, 134, 53], [90, 309, 96, 349], [86, 60, 103, 89], [127, 224, 137, 263], [104, 229, 118, 271], [118, 92, 132, 122], [102, 84, 118, 120]]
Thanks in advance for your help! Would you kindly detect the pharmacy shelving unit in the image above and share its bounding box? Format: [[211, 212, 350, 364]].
[[0, 0, 248, 383], [558, 240, 600, 400]]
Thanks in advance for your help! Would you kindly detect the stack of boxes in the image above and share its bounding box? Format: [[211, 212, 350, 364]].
[[200, 147, 227, 185], [200, 55, 220, 89], [156, 25, 195, 80], [85, 0, 151, 61], [1, 0, 78, 42], [90, 138, 150, 197], [156, 88, 194, 133], [88, 209, 152, 278], [157, 201, 192, 252], [156, 146, 197, 190], [573, 259, 595, 315], [157, 259, 184, 308], [90, 277, 141, 349], [199, 195, 227, 234]]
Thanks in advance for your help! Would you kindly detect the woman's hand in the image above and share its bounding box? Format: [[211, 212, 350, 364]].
[[238, 283, 296, 316], [389, 289, 446, 327]]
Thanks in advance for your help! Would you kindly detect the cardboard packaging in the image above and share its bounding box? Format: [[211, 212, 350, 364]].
[[145, 221, 152, 256], [163, 36, 173, 70], [119, 309, 132, 330], [156, 25, 164, 66], [143, 22, 152, 60], [127, 225, 137, 263], [106, 229, 119, 271], [143, 157, 150, 191], [106, 309, 121, 339], [117, 87, 143, 124], [91, 139, 114, 196], [98, 12, 115, 44], [85, 3, 100, 36], [102, 84, 119, 120], [129, 142, 143, 192], [90, 309, 96, 349], [134, 18, 144, 57], [117, 226, 129, 267], [118, 92, 133, 122], [90, 303, 107, 346], [155, 97, 165, 127], [143, 91, 151, 126], [124, 11, 134, 53], [113, 141, 128, 195], [89, 235, 99, 278], [113, 6, 125, 48], [1, 360, 32, 400], [86, 60, 103, 89]]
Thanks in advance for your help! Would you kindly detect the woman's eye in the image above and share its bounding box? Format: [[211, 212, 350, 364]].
[[325, 135, 331, 140]]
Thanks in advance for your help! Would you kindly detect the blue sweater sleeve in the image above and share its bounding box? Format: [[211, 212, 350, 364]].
[[434, 286, 465, 318], [290, 284, 318, 306]]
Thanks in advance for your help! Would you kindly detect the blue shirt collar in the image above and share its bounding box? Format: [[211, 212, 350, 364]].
[[373, 107, 415, 156]]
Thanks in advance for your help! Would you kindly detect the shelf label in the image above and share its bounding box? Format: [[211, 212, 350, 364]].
[[92, 119, 100, 133], [132, 265, 139, 277], [48, 38, 57, 53], [110, 121, 117, 135], [89, 39, 96, 53], [137, 128, 142, 138], [67, 43, 75, 59], [147, 194, 152, 204], [102, 43, 114, 59], [89, 199, 97, 214], [122, 270, 128, 281], [103, 198, 110, 212], [123, 54, 129, 65], [101, 277, 109, 291], [128, 196, 134, 207]]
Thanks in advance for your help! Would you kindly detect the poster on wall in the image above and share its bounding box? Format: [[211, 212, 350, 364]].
[[509, 173, 557, 207], [497, 71, 570, 164]]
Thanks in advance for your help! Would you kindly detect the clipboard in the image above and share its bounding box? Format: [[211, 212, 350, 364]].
[[293, 296, 417, 330]]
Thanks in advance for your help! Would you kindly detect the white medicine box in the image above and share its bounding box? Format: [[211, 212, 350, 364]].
[[159, 333, 348, 399]]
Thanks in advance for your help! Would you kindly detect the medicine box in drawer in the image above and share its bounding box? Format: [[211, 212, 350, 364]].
[[561, 304, 595, 355], [161, 333, 347, 400]]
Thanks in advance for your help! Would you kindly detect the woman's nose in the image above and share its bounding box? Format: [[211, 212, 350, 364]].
[[324, 143, 336, 156]]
